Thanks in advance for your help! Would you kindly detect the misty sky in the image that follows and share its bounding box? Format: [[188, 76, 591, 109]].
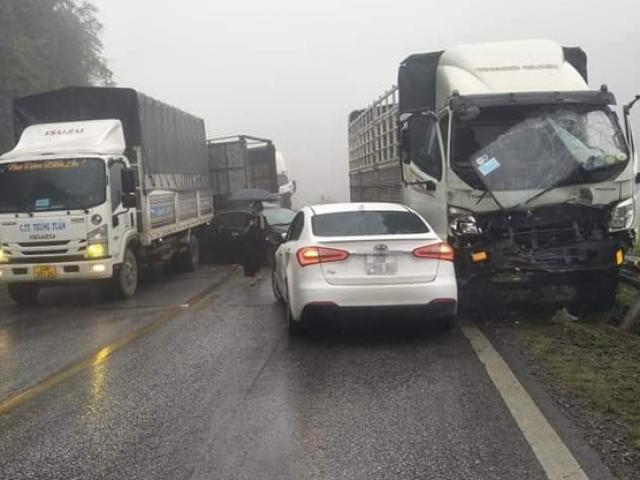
[[94, 0, 640, 208]]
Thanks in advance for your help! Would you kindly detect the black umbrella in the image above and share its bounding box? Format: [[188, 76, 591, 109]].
[[228, 188, 277, 202]]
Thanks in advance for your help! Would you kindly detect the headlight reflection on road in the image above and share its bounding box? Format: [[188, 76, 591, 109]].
[[0, 329, 15, 381], [88, 346, 113, 416], [0, 329, 12, 355]]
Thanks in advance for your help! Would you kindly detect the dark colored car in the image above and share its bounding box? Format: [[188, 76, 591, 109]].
[[207, 207, 296, 265]]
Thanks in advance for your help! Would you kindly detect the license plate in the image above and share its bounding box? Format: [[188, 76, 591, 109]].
[[365, 255, 397, 275], [33, 265, 57, 280]]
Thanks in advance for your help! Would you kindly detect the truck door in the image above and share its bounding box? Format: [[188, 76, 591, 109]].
[[108, 161, 129, 260], [628, 124, 640, 230], [401, 113, 448, 237]]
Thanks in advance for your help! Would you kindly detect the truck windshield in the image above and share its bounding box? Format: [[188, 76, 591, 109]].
[[0, 158, 106, 213], [452, 105, 629, 208]]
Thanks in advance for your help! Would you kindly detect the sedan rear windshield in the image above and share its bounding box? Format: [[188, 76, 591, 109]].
[[312, 210, 429, 237]]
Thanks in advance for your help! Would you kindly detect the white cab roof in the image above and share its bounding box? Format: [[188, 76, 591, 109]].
[[309, 202, 410, 215], [437, 39, 588, 102], [1, 119, 126, 161]]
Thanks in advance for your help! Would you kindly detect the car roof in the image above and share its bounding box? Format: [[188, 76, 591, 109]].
[[308, 202, 410, 215]]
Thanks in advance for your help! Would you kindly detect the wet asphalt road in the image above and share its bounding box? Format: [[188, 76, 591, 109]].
[[0, 267, 615, 479]]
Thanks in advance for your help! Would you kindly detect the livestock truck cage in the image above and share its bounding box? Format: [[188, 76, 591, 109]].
[[348, 87, 402, 203]]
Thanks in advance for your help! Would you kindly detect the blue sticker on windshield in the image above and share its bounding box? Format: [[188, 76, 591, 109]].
[[35, 198, 50, 210], [475, 155, 501, 176]]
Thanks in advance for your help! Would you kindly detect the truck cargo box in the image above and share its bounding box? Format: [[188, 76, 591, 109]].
[[208, 135, 278, 203], [14, 87, 210, 192]]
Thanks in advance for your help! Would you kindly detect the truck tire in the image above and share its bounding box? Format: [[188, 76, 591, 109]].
[[8, 283, 40, 307], [571, 268, 618, 314], [179, 235, 200, 273], [112, 247, 139, 299]]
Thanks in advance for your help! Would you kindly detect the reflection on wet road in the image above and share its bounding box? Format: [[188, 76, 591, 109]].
[[0, 268, 615, 479]]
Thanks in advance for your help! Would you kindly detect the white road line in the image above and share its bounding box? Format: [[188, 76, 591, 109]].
[[461, 324, 589, 480]]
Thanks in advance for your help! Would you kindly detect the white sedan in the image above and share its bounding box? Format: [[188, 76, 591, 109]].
[[272, 203, 458, 334]]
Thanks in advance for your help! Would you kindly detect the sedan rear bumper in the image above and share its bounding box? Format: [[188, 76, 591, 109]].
[[301, 298, 457, 321], [291, 274, 458, 320]]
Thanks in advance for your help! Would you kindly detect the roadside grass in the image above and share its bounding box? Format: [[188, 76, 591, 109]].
[[515, 315, 640, 450], [464, 284, 640, 455]]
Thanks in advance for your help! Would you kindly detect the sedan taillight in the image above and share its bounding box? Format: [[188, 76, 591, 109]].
[[297, 247, 349, 267], [412, 242, 454, 262]]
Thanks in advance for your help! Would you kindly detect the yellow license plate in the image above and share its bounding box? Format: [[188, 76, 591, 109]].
[[33, 265, 57, 280]]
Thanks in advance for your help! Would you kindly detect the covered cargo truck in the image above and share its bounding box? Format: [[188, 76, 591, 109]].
[[208, 135, 280, 208], [349, 40, 639, 312], [0, 87, 213, 304]]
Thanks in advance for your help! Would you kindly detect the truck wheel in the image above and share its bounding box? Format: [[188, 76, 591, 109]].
[[8, 283, 40, 307], [179, 235, 200, 273], [112, 248, 139, 299], [571, 268, 618, 314]]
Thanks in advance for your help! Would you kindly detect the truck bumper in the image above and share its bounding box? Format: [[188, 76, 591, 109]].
[[455, 238, 625, 283], [0, 259, 114, 284]]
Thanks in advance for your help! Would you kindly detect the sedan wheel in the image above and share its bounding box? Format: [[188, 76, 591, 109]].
[[271, 269, 284, 304], [286, 295, 305, 336]]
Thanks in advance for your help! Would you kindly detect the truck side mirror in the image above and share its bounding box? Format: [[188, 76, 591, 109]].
[[457, 106, 481, 122], [122, 168, 137, 194], [122, 193, 138, 209], [401, 129, 411, 164]]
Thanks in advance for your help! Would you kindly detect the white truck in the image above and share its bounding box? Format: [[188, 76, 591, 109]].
[[349, 40, 639, 311], [0, 87, 213, 305]]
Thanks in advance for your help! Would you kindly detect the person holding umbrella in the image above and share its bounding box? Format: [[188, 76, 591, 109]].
[[241, 201, 267, 286]]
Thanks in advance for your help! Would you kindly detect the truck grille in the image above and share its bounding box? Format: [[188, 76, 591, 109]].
[[2, 239, 87, 263], [18, 240, 70, 247], [478, 205, 608, 249]]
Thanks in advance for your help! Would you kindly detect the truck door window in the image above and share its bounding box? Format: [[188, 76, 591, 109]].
[[109, 162, 125, 210], [440, 115, 450, 161], [409, 116, 443, 181]]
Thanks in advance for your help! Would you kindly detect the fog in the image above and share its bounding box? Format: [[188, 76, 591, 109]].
[[94, 0, 640, 208]]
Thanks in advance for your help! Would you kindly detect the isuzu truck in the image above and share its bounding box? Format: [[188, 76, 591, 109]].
[[349, 40, 639, 311], [0, 87, 213, 305]]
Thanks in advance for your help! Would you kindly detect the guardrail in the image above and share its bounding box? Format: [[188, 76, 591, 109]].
[[620, 255, 640, 289], [619, 255, 640, 330]]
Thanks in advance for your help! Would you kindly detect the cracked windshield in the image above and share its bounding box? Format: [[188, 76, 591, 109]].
[[455, 105, 629, 208], [0, 0, 639, 479]]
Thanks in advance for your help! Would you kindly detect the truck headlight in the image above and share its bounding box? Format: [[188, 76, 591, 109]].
[[448, 206, 482, 237], [87, 225, 108, 258], [0, 249, 6, 263], [609, 198, 635, 232]]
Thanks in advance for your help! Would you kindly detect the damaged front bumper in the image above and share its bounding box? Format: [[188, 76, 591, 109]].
[[451, 204, 633, 283], [456, 238, 625, 281]]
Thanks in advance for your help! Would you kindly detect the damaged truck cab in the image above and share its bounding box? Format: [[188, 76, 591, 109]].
[[349, 40, 638, 310], [401, 40, 636, 309]]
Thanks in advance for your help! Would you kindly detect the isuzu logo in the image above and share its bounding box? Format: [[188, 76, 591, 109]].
[[374, 244, 388, 252], [45, 128, 85, 136]]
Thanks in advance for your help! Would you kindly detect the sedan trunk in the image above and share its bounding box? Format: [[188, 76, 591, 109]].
[[317, 236, 442, 286]]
